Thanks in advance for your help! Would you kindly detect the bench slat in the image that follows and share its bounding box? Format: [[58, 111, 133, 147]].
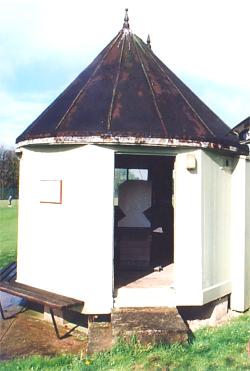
[[0, 281, 84, 309], [12, 282, 78, 307]]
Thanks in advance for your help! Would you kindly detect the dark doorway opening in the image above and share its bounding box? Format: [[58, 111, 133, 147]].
[[114, 154, 175, 289]]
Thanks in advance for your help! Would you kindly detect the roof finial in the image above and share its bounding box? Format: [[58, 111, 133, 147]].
[[123, 8, 130, 29], [147, 34, 151, 49]]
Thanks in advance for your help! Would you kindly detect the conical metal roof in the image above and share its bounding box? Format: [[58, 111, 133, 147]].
[[16, 11, 247, 154], [230, 116, 250, 144]]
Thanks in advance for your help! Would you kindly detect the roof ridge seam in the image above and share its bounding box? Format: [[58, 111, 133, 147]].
[[145, 47, 216, 138], [134, 37, 168, 137], [54, 32, 122, 132], [107, 34, 126, 130]]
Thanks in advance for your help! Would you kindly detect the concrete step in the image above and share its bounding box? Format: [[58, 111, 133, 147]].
[[114, 287, 176, 308], [87, 322, 112, 354], [111, 307, 188, 345]]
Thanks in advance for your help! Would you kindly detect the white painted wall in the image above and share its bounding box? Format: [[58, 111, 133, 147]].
[[17, 145, 115, 314], [231, 156, 250, 312], [175, 150, 232, 305], [17, 144, 250, 312], [174, 150, 203, 305], [201, 151, 232, 303]]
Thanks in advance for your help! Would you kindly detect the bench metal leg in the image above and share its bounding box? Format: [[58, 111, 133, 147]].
[[0, 297, 77, 340], [0, 300, 6, 319], [49, 308, 61, 339], [49, 308, 78, 340]]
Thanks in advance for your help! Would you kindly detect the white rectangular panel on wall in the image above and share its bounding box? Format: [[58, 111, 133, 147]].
[[17, 145, 115, 314], [40, 180, 62, 204]]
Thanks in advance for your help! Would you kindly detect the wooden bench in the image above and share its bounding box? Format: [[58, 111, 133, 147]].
[[0, 261, 17, 282], [0, 262, 84, 339]]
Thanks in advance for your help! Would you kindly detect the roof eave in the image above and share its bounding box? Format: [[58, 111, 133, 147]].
[[15, 135, 248, 155]]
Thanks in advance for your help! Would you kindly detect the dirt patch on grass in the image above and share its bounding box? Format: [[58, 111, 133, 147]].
[[0, 310, 87, 361]]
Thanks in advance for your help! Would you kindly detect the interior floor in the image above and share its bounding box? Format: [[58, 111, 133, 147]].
[[115, 263, 174, 289]]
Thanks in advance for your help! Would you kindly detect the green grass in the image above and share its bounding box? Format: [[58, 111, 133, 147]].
[[0, 199, 18, 268], [1, 313, 249, 370]]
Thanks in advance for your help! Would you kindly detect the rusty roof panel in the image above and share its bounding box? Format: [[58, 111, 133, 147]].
[[17, 34, 119, 140], [110, 34, 164, 137], [16, 23, 246, 154]]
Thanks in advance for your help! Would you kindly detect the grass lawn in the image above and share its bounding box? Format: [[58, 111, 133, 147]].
[[1, 313, 250, 370], [0, 199, 18, 268]]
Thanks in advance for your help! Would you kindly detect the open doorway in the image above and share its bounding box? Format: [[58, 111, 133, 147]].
[[114, 155, 175, 295]]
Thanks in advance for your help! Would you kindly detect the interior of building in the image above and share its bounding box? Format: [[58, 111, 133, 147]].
[[114, 154, 175, 291]]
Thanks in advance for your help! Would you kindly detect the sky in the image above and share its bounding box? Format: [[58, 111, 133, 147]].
[[0, 0, 249, 147]]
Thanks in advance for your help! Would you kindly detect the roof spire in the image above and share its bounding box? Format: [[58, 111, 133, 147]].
[[123, 8, 130, 30], [147, 34, 151, 49]]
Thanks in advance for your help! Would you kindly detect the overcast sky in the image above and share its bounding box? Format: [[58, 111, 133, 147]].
[[0, 0, 249, 147]]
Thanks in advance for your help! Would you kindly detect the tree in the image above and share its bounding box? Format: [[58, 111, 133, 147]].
[[0, 145, 19, 199]]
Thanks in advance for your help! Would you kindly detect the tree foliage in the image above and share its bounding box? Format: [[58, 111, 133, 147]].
[[0, 145, 19, 199]]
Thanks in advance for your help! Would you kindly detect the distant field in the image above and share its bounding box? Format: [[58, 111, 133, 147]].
[[0, 199, 18, 268]]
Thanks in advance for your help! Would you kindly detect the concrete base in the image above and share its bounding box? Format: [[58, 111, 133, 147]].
[[178, 296, 230, 331], [86, 307, 188, 353], [86, 322, 112, 354], [112, 307, 188, 345]]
